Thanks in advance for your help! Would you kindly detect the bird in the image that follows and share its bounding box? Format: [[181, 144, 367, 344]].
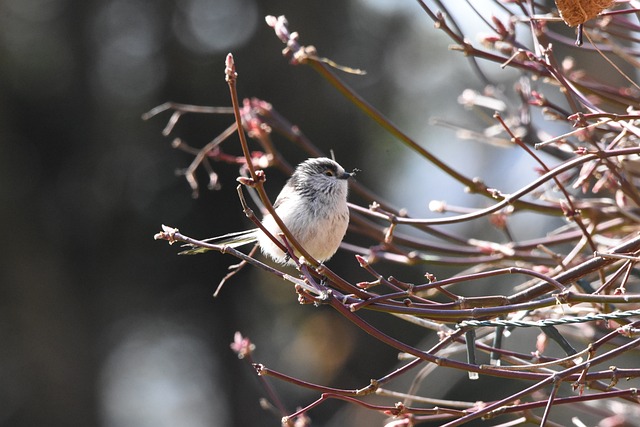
[[186, 157, 354, 264]]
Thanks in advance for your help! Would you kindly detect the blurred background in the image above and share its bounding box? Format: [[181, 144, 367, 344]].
[[0, 0, 572, 426]]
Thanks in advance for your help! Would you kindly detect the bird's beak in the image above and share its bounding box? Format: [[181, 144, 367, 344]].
[[340, 168, 360, 180]]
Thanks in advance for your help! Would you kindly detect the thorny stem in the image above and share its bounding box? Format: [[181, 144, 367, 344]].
[[225, 53, 321, 267], [184, 123, 238, 197], [494, 112, 606, 287], [142, 102, 234, 135], [158, 225, 640, 321], [484, 389, 640, 418], [255, 364, 374, 396], [225, 56, 258, 182], [284, 392, 465, 422], [540, 378, 562, 426], [266, 14, 490, 195], [306, 58, 488, 194], [358, 146, 640, 226], [154, 226, 287, 280], [236, 354, 292, 426], [417, 1, 552, 77], [509, 233, 640, 304], [328, 291, 639, 383], [253, 293, 640, 420], [440, 336, 640, 426], [151, 4, 640, 425]]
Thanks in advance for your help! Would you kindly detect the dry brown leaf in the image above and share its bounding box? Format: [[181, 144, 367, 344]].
[[555, 0, 613, 26]]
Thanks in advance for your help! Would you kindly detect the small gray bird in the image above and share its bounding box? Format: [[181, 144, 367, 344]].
[[193, 157, 353, 264]]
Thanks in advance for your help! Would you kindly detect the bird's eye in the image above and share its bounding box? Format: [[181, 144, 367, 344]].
[[324, 169, 334, 177]]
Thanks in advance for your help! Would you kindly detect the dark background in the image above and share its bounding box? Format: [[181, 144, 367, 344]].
[[0, 1, 536, 426]]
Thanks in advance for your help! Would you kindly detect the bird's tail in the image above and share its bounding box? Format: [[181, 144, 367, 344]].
[[179, 229, 259, 255]]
